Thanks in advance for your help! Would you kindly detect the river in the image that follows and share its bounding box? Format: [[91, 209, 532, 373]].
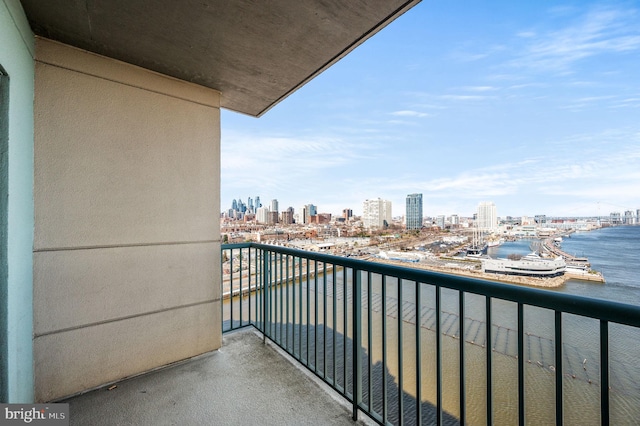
[[224, 226, 640, 425]]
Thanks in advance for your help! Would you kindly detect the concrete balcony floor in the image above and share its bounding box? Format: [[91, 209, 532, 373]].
[[63, 328, 361, 425]]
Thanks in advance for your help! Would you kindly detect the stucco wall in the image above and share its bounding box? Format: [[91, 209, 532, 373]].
[[33, 38, 221, 402], [0, 0, 35, 403]]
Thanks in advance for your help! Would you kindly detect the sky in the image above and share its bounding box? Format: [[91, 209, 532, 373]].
[[221, 1, 640, 219]]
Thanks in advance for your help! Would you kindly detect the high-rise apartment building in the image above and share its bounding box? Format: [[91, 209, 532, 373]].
[[362, 198, 392, 229], [343, 208, 353, 221], [405, 193, 423, 230], [281, 207, 294, 225], [477, 201, 497, 231], [256, 206, 269, 224]]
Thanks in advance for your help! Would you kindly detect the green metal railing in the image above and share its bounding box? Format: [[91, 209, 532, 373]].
[[221, 243, 640, 425]]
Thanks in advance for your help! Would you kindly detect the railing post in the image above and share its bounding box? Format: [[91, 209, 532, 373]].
[[555, 311, 563, 426], [601, 320, 609, 426], [352, 268, 361, 421], [263, 249, 269, 344]]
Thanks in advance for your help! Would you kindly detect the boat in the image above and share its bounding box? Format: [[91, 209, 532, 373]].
[[482, 252, 566, 277], [486, 237, 504, 248], [466, 243, 488, 258], [466, 226, 488, 257]]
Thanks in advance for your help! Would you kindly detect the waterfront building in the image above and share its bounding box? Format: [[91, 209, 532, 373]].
[[363, 198, 392, 229], [610, 212, 622, 225], [534, 214, 547, 224], [477, 201, 497, 231], [624, 210, 633, 225], [405, 193, 423, 230]]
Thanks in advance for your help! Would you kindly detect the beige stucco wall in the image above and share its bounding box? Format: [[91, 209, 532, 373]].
[[33, 38, 221, 402]]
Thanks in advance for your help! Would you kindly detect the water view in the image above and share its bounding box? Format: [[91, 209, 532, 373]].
[[223, 226, 640, 425]]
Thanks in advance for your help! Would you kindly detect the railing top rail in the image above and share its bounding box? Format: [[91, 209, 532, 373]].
[[222, 243, 640, 328]]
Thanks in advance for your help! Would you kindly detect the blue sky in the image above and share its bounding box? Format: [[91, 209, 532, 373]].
[[221, 1, 640, 218]]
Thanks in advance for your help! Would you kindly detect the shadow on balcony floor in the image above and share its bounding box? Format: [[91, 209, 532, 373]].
[[62, 328, 359, 425]]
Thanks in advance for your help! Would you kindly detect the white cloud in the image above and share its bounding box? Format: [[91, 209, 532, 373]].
[[390, 110, 431, 118], [510, 6, 640, 72]]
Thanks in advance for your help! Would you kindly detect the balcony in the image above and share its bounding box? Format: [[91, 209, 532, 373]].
[[64, 243, 640, 425], [220, 243, 640, 425]]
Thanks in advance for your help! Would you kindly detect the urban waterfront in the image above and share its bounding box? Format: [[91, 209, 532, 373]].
[[223, 226, 640, 425]]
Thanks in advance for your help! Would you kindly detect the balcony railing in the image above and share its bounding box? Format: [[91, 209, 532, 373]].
[[221, 242, 640, 425]]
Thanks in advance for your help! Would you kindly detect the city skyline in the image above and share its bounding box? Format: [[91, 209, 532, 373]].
[[221, 1, 640, 217]]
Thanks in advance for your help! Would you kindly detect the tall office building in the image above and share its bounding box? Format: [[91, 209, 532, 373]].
[[271, 199, 279, 213], [477, 201, 497, 231], [343, 208, 353, 221], [405, 193, 423, 230], [255, 196, 261, 209], [304, 204, 317, 224], [362, 198, 392, 229]]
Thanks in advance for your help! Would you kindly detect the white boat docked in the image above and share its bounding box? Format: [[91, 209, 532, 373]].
[[482, 252, 566, 277]]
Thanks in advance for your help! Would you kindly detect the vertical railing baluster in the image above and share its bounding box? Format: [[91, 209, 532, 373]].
[[262, 249, 268, 343], [332, 264, 337, 386], [306, 259, 310, 366], [279, 253, 284, 344], [221, 247, 226, 332], [486, 297, 493, 426], [286, 255, 290, 351], [352, 268, 361, 421], [229, 248, 234, 330], [382, 275, 388, 425], [436, 285, 442, 426], [601, 320, 609, 426], [555, 311, 563, 426], [343, 267, 348, 394], [292, 257, 297, 358], [323, 262, 327, 380], [518, 303, 525, 426], [248, 248, 252, 326], [315, 259, 319, 371], [415, 281, 422, 425], [398, 278, 404, 425], [239, 248, 243, 327], [299, 257, 303, 361], [459, 290, 466, 426], [367, 272, 372, 412]]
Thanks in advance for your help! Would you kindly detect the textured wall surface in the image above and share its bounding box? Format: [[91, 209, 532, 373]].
[[33, 38, 221, 402]]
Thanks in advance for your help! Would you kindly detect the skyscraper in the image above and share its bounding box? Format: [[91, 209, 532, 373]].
[[477, 201, 497, 231], [405, 193, 423, 230], [271, 199, 279, 213], [363, 198, 392, 229], [304, 204, 317, 224]]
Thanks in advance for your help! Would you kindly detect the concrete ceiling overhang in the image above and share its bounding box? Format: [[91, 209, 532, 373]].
[[20, 0, 420, 117]]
